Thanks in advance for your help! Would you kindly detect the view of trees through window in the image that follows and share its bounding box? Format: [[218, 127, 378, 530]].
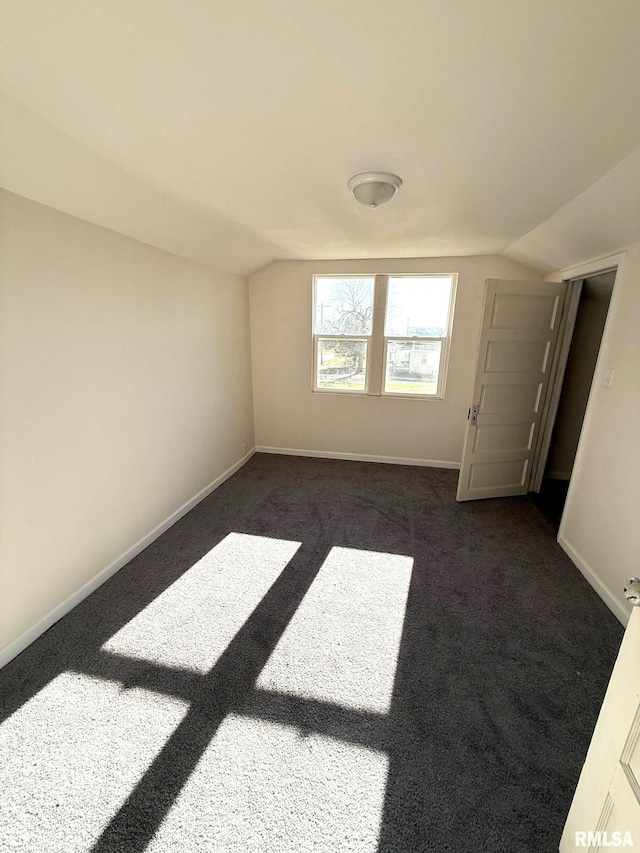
[[315, 277, 373, 391], [313, 274, 455, 397]]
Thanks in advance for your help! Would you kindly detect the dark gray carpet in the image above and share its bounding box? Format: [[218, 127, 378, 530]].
[[0, 454, 623, 852]]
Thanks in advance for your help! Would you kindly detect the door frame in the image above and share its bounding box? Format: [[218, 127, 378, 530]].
[[529, 278, 584, 493], [529, 252, 625, 523]]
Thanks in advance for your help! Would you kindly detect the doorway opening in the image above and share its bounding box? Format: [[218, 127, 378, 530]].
[[530, 269, 615, 529]]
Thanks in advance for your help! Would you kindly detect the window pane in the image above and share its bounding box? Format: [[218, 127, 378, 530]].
[[384, 340, 441, 395], [316, 339, 368, 391], [315, 277, 375, 335], [385, 276, 452, 337]]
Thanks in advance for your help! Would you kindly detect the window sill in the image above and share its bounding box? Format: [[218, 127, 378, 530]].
[[312, 388, 445, 402]]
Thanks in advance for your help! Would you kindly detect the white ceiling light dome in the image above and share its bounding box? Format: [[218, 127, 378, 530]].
[[347, 172, 403, 208]]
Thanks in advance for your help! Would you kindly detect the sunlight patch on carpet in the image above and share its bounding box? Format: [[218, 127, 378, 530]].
[[147, 713, 388, 853], [102, 533, 301, 674], [256, 546, 413, 714], [0, 671, 189, 853]]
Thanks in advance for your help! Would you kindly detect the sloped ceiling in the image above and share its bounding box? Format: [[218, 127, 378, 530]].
[[1, 0, 639, 274], [502, 149, 640, 273]]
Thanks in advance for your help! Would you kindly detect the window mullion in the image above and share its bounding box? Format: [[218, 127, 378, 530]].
[[368, 275, 387, 396]]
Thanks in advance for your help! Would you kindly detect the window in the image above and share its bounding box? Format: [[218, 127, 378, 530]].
[[313, 274, 457, 399]]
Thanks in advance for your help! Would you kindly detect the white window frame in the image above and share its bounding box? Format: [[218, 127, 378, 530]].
[[312, 273, 457, 400]]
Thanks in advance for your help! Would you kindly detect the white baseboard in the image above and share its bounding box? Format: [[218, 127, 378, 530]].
[[558, 533, 629, 627], [255, 446, 461, 469], [0, 448, 256, 670]]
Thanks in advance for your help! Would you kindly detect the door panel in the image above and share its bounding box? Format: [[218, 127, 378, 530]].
[[621, 705, 640, 794], [473, 422, 535, 453], [456, 279, 566, 502], [485, 339, 550, 373], [597, 771, 640, 847], [490, 291, 560, 328], [468, 458, 528, 490], [479, 382, 542, 417]]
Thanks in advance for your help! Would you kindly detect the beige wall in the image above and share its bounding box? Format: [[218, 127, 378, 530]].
[[552, 245, 640, 624], [0, 190, 254, 656], [249, 256, 541, 464]]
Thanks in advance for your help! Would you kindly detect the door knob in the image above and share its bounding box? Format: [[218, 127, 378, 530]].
[[624, 578, 640, 605]]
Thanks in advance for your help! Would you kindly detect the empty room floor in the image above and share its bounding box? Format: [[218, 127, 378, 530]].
[[0, 454, 622, 852]]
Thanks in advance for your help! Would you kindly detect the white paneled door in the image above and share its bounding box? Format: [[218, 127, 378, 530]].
[[561, 588, 640, 852], [456, 279, 566, 502]]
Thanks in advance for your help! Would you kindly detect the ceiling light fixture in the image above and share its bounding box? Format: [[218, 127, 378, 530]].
[[347, 171, 402, 208]]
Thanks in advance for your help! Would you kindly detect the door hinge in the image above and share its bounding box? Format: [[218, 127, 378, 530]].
[[468, 405, 479, 426]]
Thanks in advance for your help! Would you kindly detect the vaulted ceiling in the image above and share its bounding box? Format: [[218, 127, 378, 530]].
[[1, 0, 639, 274]]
